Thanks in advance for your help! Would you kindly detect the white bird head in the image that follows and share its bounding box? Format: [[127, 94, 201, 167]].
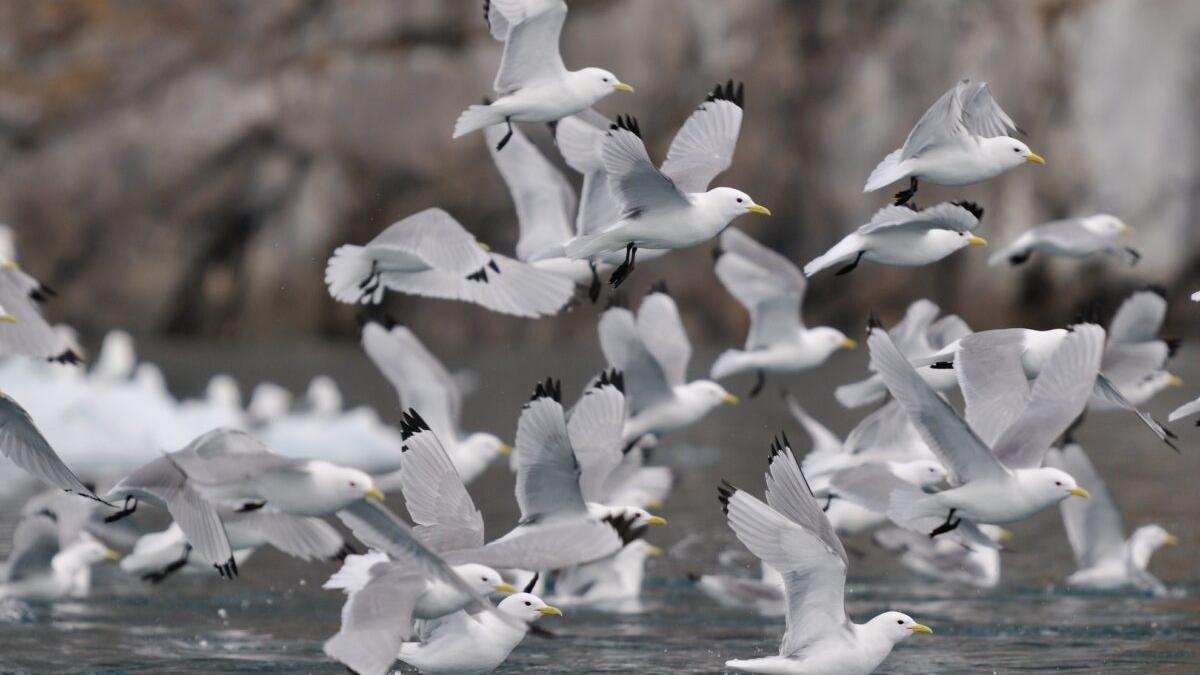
[[498, 592, 562, 623], [452, 563, 517, 595], [1020, 467, 1090, 504], [890, 459, 948, 488], [206, 374, 242, 409], [680, 380, 740, 410], [462, 432, 512, 461], [572, 67, 634, 102], [309, 461, 384, 507], [1081, 214, 1134, 237], [868, 611, 933, 643], [702, 187, 771, 223], [808, 326, 857, 357], [248, 382, 293, 424], [1130, 524, 1179, 557], [306, 376, 343, 415], [59, 533, 121, 569], [590, 503, 668, 529], [924, 228, 988, 257], [985, 136, 1045, 169]]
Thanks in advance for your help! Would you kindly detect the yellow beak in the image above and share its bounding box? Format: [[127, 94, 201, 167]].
[[1119, 223, 1135, 234], [841, 338, 858, 350], [478, 242, 491, 252], [646, 545, 664, 557], [498, 443, 513, 456], [997, 528, 1015, 543], [364, 487, 385, 501], [910, 623, 934, 635], [967, 235, 988, 247], [645, 515, 668, 526], [538, 605, 563, 616], [1164, 534, 1180, 546], [494, 582, 518, 594], [1069, 487, 1090, 499], [747, 203, 771, 216], [0, 313, 15, 324], [612, 82, 635, 93], [0, 261, 16, 271], [722, 393, 740, 405], [1025, 152, 1046, 165], [104, 549, 121, 561], [1167, 374, 1184, 387]]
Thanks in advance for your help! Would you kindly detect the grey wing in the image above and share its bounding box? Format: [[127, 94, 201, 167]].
[[490, 0, 568, 94], [716, 228, 805, 348], [926, 314, 973, 350], [0, 394, 100, 501], [1044, 445, 1125, 569], [443, 518, 624, 570], [171, 428, 299, 490], [397, 418, 484, 552], [484, 124, 576, 261], [829, 462, 917, 515], [1101, 341, 1169, 387], [888, 299, 941, 355], [1169, 396, 1200, 423], [598, 306, 673, 414], [601, 126, 690, 217], [899, 81, 967, 159], [867, 326, 1008, 484], [555, 111, 622, 237], [955, 331, 1032, 447], [1107, 291, 1166, 345], [323, 565, 425, 675], [783, 391, 843, 458], [660, 96, 744, 193], [992, 324, 1105, 471], [514, 389, 586, 518], [721, 486, 848, 657], [959, 81, 1018, 138], [3, 513, 60, 582], [1091, 374, 1175, 449], [637, 291, 692, 388], [567, 378, 626, 504], [361, 321, 462, 442], [225, 512, 348, 562], [370, 208, 490, 276], [0, 272, 76, 361], [763, 442, 848, 564], [861, 202, 978, 236]]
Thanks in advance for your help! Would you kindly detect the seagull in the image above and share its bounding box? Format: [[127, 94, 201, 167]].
[[0, 225, 80, 363], [1088, 289, 1182, 412], [393, 378, 664, 573], [0, 392, 107, 503], [598, 286, 738, 444], [397, 582, 562, 674], [864, 79, 1044, 206], [324, 207, 574, 318], [565, 89, 770, 288], [0, 511, 120, 600], [360, 319, 510, 484], [869, 320, 1100, 541], [551, 539, 661, 609], [835, 299, 970, 408], [710, 227, 856, 397], [988, 214, 1138, 267], [453, 0, 633, 151], [693, 561, 785, 616], [322, 550, 516, 675], [1045, 443, 1178, 596], [719, 436, 933, 674], [803, 201, 987, 277], [872, 524, 1009, 589]]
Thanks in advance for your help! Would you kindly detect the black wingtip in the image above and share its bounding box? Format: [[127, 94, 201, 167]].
[[51, 349, 82, 365], [704, 79, 745, 108], [1125, 247, 1142, 265], [466, 266, 489, 283], [717, 480, 736, 514], [711, 245, 724, 262], [399, 408, 431, 440], [867, 311, 883, 331], [648, 279, 669, 297], [531, 378, 562, 403], [1165, 337, 1181, 358], [605, 292, 627, 310], [523, 572, 540, 594], [951, 200, 984, 220], [596, 368, 625, 393], [610, 114, 642, 139]]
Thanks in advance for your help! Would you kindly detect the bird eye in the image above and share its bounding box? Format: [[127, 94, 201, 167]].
[[602, 77, 610, 82], [1055, 481, 1062, 486], [735, 197, 743, 203], [524, 601, 532, 606], [349, 481, 357, 487], [897, 619, 904, 625], [1014, 148, 1020, 153]]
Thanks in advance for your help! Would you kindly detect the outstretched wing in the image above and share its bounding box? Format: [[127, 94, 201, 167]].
[[959, 80, 1018, 139], [555, 110, 622, 237], [859, 202, 979, 235], [1107, 290, 1166, 345], [361, 321, 462, 442], [323, 562, 426, 675], [567, 373, 627, 504], [955, 330, 1032, 447], [0, 393, 101, 501], [660, 81, 744, 193], [899, 81, 967, 159], [489, 0, 569, 94], [396, 410, 485, 552], [1045, 445, 1126, 570], [370, 208, 490, 276], [485, 124, 576, 261], [598, 305, 673, 414], [637, 291, 692, 388], [514, 380, 587, 519], [601, 120, 690, 217], [716, 228, 806, 349]]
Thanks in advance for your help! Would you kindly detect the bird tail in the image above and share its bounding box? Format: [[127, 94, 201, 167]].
[[325, 245, 383, 304], [802, 236, 861, 277], [565, 230, 621, 260], [834, 375, 888, 408], [887, 485, 946, 533], [710, 349, 751, 380], [453, 103, 505, 139], [322, 551, 388, 594], [863, 147, 909, 192]]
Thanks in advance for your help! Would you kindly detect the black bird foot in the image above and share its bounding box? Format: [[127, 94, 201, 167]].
[[822, 494, 834, 513], [835, 251, 864, 276], [236, 501, 266, 513], [588, 263, 602, 303], [929, 508, 961, 538], [495, 117, 514, 151], [1009, 251, 1032, 266], [609, 244, 638, 288], [748, 370, 766, 398], [104, 496, 138, 523], [893, 177, 918, 206], [142, 545, 192, 584]]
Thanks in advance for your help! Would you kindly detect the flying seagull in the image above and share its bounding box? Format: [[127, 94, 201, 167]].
[[988, 214, 1138, 267]]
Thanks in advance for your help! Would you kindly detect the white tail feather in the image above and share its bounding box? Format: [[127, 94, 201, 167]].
[[323, 551, 388, 594], [803, 236, 862, 277], [325, 245, 382, 304], [863, 148, 910, 192], [453, 104, 504, 139], [834, 376, 887, 408], [710, 349, 750, 380], [887, 486, 945, 533]]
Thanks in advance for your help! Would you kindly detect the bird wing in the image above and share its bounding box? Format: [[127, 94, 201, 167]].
[[636, 291, 692, 388], [859, 202, 979, 235], [3, 513, 60, 583], [955, 330, 1032, 447], [226, 511, 349, 562], [887, 299, 941, 355], [598, 305, 673, 414], [992, 324, 1105, 471], [171, 428, 301, 493], [958, 80, 1018, 138], [489, 0, 569, 94], [1107, 291, 1166, 345], [396, 411, 485, 553], [899, 81, 968, 159], [829, 462, 917, 515], [601, 122, 690, 217], [485, 124, 577, 261], [867, 326, 1008, 484], [361, 321, 462, 443], [660, 83, 744, 193], [0, 393, 100, 501], [764, 442, 848, 565], [717, 228, 806, 348], [720, 484, 848, 658], [514, 382, 588, 519], [323, 563, 426, 675], [462, 252, 575, 317], [370, 208, 490, 276], [567, 374, 627, 504], [555, 110, 622, 237], [926, 314, 973, 350], [442, 517, 624, 570], [0, 271, 76, 361], [1101, 341, 1169, 388], [783, 391, 843, 459], [1044, 445, 1126, 569]]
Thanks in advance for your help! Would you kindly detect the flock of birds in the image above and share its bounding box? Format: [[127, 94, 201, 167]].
[[0, 1, 1194, 673]]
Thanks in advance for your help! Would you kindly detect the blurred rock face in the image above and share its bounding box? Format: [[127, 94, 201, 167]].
[[0, 0, 1196, 347]]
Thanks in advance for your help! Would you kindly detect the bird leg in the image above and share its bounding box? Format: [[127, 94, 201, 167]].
[[928, 508, 961, 538], [893, 177, 919, 206], [834, 251, 864, 276], [609, 243, 638, 288], [104, 496, 138, 523], [821, 494, 834, 512], [236, 501, 266, 513], [748, 370, 766, 398], [1008, 251, 1032, 266], [587, 262, 602, 303], [142, 544, 192, 585], [495, 117, 514, 151]]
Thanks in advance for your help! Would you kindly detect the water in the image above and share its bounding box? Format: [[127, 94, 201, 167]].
[[0, 340, 1198, 673]]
